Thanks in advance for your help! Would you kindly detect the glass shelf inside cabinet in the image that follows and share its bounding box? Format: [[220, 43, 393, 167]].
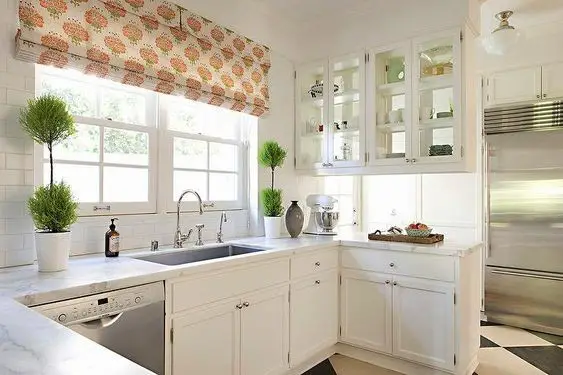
[[298, 64, 326, 165], [418, 39, 454, 84], [418, 86, 454, 158], [374, 48, 407, 161], [332, 56, 361, 163]]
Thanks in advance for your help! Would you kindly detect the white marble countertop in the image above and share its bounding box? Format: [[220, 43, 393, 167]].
[[337, 233, 482, 257], [0, 297, 154, 375], [0, 234, 481, 375]]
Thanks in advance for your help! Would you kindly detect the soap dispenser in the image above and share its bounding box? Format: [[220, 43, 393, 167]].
[[105, 218, 120, 257]]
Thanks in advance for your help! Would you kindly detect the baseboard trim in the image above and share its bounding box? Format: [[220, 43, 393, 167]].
[[335, 343, 477, 375], [285, 346, 336, 375], [464, 354, 479, 375], [283, 344, 479, 375]]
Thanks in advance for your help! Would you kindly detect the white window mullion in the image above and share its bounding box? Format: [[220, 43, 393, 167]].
[[99, 125, 105, 204]]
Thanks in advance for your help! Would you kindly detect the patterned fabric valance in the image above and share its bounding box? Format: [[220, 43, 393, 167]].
[[16, 0, 271, 116]]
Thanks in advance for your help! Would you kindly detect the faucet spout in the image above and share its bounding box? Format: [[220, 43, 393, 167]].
[[174, 189, 204, 248]]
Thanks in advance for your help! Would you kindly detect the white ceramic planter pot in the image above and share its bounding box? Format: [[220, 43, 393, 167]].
[[35, 231, 71, 272], [264, 216, 282, 239]]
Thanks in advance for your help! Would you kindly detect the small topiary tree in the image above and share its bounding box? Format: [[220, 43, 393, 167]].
[[20, 94, 78, 233], [258, 141, 287, 217]]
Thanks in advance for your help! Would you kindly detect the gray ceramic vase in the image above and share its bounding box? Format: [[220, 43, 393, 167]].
[[285, 200, 304, 238]]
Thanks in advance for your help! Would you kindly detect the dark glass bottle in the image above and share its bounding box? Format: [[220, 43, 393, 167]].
[[105, 218, 120, 257]]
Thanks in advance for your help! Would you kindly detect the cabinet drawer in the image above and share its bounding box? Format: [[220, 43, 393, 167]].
[[171, 258, 289, 313], [291, 249, 338, 279], [341, 248, 455, 282]]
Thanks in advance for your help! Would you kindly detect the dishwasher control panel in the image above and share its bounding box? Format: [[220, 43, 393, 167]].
[[32, 282, 164, 326]]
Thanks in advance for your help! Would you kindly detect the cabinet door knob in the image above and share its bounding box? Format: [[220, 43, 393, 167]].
[[405, 158, 410, 163], [236, 303, 243, 309], [389, 262, 395, 268], [243, 302, 250, 307], [411, 158, 416, 163], [315, 261, 321, 266], [385, 280, 390, 284], [315, 280, 321, 285], [537, 94, 541, 99], [393, 282, 397, 286], [543, 94, 547, 98]]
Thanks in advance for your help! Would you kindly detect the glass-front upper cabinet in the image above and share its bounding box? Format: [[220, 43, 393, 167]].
[[295, 52, 365, 170], [411, 30, 461, 164], [327, 53, 365, 167], [369, 42, 412, 166], [295, 61, 329, 169]]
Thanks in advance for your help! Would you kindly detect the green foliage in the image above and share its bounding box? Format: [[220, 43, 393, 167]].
[[28, 182, 78, 233], [261, 188, 284, 217], [19, 94, 75, 148], [258, 141, 287, 171], [258, 141, 287, 216]]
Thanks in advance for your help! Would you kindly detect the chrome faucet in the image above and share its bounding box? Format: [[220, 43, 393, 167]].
[[174, 189, 204, 248], [217, 211, 228, 243]]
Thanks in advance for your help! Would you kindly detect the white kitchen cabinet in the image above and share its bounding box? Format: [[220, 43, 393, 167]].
[[290, 270, 338, 366], [541, 62, 563, 100], [485, 62, 563, 107], [171, 285, 289, 375], [172, 299, 240, 375], [240, 286, 289, 375], [392, 276, 455, 370], [485, 66, 542, 106], [339, 246, 482, 375], [295, 52, 366, 170], [340, 269, 392, 354]]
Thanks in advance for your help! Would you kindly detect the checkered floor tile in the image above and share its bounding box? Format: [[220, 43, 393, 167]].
[[302, 322, 563, 375]]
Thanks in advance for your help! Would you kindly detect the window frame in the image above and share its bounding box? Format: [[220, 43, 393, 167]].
[[158, 96, 249, 213], [36, 65, 250, 217]]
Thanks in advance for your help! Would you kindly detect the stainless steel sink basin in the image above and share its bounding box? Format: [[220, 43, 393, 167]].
[[134, 245, 268, 266]]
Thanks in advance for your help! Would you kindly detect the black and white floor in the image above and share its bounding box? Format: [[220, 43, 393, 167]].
[[303, 322, 563, 375]]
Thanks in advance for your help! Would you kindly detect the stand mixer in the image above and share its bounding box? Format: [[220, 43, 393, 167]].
[[303, 194, 340, 235]]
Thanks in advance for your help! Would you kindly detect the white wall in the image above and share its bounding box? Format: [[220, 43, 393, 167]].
[[0, 0, 36, 267], [362, 173, 482, 243]]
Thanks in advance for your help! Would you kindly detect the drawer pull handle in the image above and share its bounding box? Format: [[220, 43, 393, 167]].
[[243, 302, 250, 307], [389, 262, 395, 267], [315, 261, 321, 266], [236, 303, 243, 309], [315, 280, 321, 285]]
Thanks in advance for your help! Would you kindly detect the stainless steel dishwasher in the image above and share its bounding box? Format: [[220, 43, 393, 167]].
[[33, 282, 164, 375]]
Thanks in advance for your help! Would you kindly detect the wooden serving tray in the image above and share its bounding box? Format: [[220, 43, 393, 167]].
[[368, 232, 444, 244]]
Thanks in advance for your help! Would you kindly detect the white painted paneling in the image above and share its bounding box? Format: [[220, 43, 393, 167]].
[[421, 173, 477, 226], [362, 175, 418, 229]]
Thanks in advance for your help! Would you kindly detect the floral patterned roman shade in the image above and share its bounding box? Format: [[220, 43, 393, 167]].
[[16, 0, 271, 116]]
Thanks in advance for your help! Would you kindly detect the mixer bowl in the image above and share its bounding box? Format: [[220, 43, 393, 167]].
[[315, 211, 340, 232]]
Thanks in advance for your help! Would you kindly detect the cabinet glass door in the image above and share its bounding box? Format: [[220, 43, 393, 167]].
[[328, 53, 365, 167], [371, 43, 411, 165], [295, 62, 329, 169], [412, 32, 461, 163]]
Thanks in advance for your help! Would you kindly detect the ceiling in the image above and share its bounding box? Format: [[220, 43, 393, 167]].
[[250, 0, 380, 25]]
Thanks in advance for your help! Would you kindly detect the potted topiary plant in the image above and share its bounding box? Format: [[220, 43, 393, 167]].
[[258, 141, 287, 238], [20, 94, 78, 272]]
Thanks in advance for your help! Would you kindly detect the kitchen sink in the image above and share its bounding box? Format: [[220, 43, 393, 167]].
[[134, 245, 268, 266]]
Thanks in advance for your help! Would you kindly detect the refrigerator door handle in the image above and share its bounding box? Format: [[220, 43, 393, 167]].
[[491, 269, 563, 282]]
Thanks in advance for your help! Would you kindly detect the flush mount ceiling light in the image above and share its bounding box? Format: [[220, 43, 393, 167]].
[[482, 10, 523, 56]]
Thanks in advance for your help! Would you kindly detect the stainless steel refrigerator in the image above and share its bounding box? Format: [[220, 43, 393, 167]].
[[484, 101, 563, 336]]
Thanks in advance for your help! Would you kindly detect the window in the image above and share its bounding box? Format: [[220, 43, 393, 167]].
[[323, 176, 360, 232], [37, 66, 251, 215], [159, 96, 250, 211]]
